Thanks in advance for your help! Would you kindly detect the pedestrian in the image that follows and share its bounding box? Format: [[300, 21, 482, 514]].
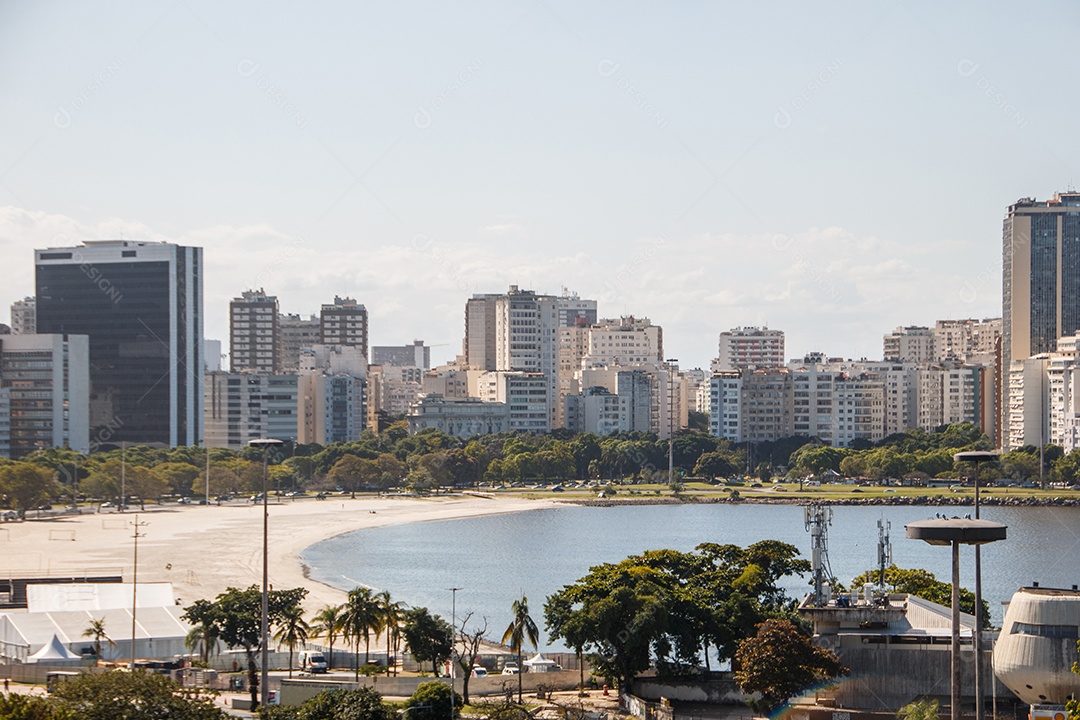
[[4, 677, 9, 694]]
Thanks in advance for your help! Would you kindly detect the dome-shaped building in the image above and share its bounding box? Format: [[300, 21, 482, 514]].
[[993, 586, 1080, 705]]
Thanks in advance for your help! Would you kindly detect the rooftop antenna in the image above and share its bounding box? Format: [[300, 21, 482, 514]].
[[804, 504, 834, 607], [877, 518, 892, 594]]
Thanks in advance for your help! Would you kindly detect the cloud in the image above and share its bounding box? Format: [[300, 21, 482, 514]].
[[0, 207, 1000, 368]]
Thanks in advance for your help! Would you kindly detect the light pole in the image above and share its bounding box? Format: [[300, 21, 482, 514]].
[[120, 442, 126, 512], [129, 514, 148, 669], [449, 587, 462, 720], [906, 517, 1006, 720], [954, 450, 1000, 720], [204, 442, 211, 504], [249, 438, 284, 709]]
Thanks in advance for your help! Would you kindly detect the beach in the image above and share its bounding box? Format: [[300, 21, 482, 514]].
[[0, 495, 556, 610]]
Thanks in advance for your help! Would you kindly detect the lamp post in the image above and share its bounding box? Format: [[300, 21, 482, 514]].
[[129, 514, 148, 669], [906, 517, 1006, 720], [953, 450, 1000, 720], [449, 587, 462, 720], [249, 438, 283, 709]]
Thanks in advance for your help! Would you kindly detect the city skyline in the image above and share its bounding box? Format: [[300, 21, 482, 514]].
[[2, 2, 1077, 368]]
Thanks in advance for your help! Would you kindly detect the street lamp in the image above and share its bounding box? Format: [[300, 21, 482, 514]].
[[906, 517, 1006, 720], [449, 587, 462, 720], [249, 437, 284, 709], [953, 450, 999, 720]]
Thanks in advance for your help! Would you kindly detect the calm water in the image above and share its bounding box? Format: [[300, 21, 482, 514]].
[[301, 503, 1080, 650]]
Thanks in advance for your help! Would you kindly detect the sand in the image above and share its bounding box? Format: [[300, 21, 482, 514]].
[[0, 494, 556, 611]]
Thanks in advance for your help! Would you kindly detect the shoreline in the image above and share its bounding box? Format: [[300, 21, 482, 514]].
[[0, 495, 557, 611], [562, 494, 1080, 508]]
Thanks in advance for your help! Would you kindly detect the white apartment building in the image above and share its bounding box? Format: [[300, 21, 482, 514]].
[[933, 318, 1002, 362], [204, 372, 299, 450], [716, 327, 785, 371], [1007, 355, 1049, 450], [717, 325, 786, 371], [298, 373, 365, 445], [583, 317, 663, 366], [278, 313, 320, 372], [477, 371, 550, 432], [0, 334, 90, 458], [708, 371, 742, 441], [832, 373, 885, 447], [883, 326, 934, 363], [9, 298, 35, 335], [230, 289, 279, 373], [407, 394, 508, 437]]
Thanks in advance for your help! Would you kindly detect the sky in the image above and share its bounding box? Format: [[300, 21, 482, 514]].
[[0, 1, 1077, 370]]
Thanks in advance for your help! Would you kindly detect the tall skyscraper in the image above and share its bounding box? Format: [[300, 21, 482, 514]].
[[35, 240, 203, 447], [1002, 192, 1080, 446], [278, 313, 320, 372], [320, 296, 368, 354], [230, 289, 279, 373]]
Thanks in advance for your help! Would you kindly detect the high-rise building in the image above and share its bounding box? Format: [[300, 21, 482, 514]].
[[204, 372, 298, 450], [0, 334, 90, 458], [320, 296, 368, 354], [932, 318, 1002, 362], [883, 326, 934, 363], [372, 340, 430, 369], [278, 313, 320, 372], [716, 327, 785, 371], [1003, 193, 1080, 446], [230, 289, 279, 373], [10, 297, 35, 335], [464, 294, 501, 371], [35, 240, 203, 447]]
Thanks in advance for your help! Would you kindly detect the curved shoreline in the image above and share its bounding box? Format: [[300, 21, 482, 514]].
[[563, 494, 1080, 508], [0, 495, 558, 611]]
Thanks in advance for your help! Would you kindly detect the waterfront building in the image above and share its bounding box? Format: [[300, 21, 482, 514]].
[[407, 394, 508, 437], [204, 372, 298, 449], [35, 240, 203, 447], [1007, 354, 1049, 450], [230, 289, 279, 373], [993, 585, 1080, 705], [0, 334, 89, 458], [1002, 192, 1080, 447], [716, 326, 784, 371], [278, 313, 320, 372], [320, 296, 368, 355], [9, 297, 35, 335]]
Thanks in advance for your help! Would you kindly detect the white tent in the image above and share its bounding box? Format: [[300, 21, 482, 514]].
[[27, 634, 81, 663], [523, 653, 559, 673]]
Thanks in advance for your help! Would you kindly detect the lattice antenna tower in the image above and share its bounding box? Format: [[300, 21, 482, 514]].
[[804, 504, 834, 607], [877, 518, 892, 593]]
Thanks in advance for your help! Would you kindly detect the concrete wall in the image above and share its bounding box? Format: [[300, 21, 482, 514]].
[[633, 675, 749, 704], [280, 670, 583, 707]]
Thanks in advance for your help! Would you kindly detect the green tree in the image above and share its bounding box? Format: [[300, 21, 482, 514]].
[[181, 585, 308, 711], [152, 462, 200, 497], [852, 565, 990, 628], [501, 595, 539, 702], [377, 591, 406, 676], [898, 698, 940, 720], [50, 669, 227, 720], [274, 605, 310, 678], [0, 463, 62, 518], [734, 619, 846, 712], [312, 604, 346, 671], [402, 607, 453, 676], [182, 599, 220, 665], [343, 587, 383, 678], [293, 686, 391, 720], [693, 452, 738, 480], [0, 692, 61, 720], [1066, 639, 1079, 720], [81, 617, 115, 659], [405, 681, 460, 720]]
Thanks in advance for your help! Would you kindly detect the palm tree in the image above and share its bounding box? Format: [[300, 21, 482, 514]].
[[501, 594, 539, 702], [312, 603, 346, 671], [82, 617, 115, 659], [273, 605, 310, 679], [184, 623, 219, 665], [344, 587, 381, 679], [378, 591, 406, 676]]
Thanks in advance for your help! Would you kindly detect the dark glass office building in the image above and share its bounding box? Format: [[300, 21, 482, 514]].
[[1002, 192, 1080, 447], [35, 241, 203, 447]]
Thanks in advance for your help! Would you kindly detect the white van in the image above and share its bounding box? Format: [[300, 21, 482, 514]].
[[299, 650, 328, 673]]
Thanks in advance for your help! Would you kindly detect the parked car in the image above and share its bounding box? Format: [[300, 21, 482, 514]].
[[471, 666, 488, 678], [298, 650, 328, 674]]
